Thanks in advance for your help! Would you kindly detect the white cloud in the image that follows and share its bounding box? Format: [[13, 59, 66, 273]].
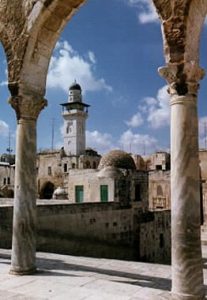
[[88, 51, 96, 64], [125, 111, 143, 127], [125, 0, 158, 24], [58, 125, 158, 155], [0, 120, 9, 136], [47, 41, 112, 94], [199, 116, 207, 137], [146, 85, 170, 128], [0, 68, 8, 86], [199, 116, 207, 148], [86, 130, 115, 154], [119, 129, 157, 154], [126, 85, 170, 130]]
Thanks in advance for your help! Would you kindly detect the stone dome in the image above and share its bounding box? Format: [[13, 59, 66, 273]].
[[97, 166, 123, 178], [98, 150, 136, 170], [52, 187, 67, 199], [69, 82, 81, 91]]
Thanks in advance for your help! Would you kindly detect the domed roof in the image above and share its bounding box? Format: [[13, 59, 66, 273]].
[[97, 166, 123, 178], [98, 150, 136, 170], [69, 81, 82, 91]]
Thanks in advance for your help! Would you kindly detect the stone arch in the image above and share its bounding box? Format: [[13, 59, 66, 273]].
[[13, 0, 87, 97], [85, 161, 91, 168], [153, 0, 207, 64], [40, 181, 55, 199]]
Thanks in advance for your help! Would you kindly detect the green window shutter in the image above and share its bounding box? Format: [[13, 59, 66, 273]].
[[75, 185, 84, 203], [100, 185, 108, 202]]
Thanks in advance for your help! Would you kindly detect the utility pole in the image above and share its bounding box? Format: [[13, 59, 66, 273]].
[[6, 130, 13, 154], [51, 118, 55, 150]]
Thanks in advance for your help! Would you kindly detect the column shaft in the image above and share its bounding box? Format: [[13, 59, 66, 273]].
[[171, 95, 205, 299], [10, 118, 37, 274]]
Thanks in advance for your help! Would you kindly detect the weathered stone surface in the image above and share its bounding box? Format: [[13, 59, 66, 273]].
[[153, 0, 207, 64], [152, 1, 207, 298]]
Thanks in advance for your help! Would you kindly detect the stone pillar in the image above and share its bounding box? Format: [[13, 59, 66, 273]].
[[159, 63, 205, 300], [9, 93, 46, 275]]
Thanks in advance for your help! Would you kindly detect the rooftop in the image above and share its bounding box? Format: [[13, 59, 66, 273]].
[[0, 246, 207, 299], [99, 150, 136, 170]]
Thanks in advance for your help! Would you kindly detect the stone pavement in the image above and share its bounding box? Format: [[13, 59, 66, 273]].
[[0, 247, 207, 300]]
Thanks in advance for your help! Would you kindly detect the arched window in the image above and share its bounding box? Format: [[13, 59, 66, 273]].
[[157, 185, 163, 196]]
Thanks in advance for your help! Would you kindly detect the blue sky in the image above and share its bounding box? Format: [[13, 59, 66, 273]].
[[0, 0, 207, 155]]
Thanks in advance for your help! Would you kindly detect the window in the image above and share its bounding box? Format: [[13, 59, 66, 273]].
[[135, 184, 141, 201], [48, 166, 52, 175], [64, 163, 67, 173], [72, 163, 76, 169], [7, 177, 10, 185], [100, 185, 108, 202], [156, 165, 162, 170], [75, 185, 84, 203], [157, 185, 163, 196], [3, 178, 6, 185]]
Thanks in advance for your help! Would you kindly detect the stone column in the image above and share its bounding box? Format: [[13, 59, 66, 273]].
[[159, 63, 205, 300], [9, 93, 46, 275]]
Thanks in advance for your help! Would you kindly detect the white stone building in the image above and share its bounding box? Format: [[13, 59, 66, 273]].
[[68, 150, 148, 210]]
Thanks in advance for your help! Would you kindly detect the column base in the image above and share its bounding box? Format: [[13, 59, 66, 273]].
[[171, 291, 205, 300], [9, 267, 36, 275]]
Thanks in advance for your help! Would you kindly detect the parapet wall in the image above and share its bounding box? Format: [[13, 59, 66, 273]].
[[0, 200, 171, 263]]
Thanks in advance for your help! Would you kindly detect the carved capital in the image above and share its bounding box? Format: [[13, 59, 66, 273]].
[[9, 96, 47, 120], [158, 62, 205, 96]]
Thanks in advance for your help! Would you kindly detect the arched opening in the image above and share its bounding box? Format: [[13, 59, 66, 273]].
[[157, 185, 163, 196], [85, 161, 91, 168], [40, 181, 55, 199]]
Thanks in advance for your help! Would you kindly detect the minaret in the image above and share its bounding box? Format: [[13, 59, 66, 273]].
[[60, 82, 90, 156]]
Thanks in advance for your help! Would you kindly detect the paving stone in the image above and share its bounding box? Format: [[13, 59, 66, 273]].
[[0, 247, 206, 299]]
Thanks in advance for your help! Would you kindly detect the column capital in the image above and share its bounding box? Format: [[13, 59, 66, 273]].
[[8, 95, 47, 121], [158, 62, 205, 96]]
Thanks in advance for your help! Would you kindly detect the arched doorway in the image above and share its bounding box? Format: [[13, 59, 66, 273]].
[[40, 182, 55, 199]]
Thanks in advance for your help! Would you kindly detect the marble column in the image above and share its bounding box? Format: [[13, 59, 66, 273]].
[[9, 94, 46, 275], [159, 63, 205, 300]]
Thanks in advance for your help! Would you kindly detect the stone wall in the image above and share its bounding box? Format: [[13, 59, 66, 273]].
[[0, 164, 15, 197], [0, 200, 171, 263]]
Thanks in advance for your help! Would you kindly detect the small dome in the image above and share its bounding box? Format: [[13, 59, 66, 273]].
[[52, 187, 67, 199], [69, 82, 81, 91], [97, 166, 123, 178], [98, 150, 136, 170]]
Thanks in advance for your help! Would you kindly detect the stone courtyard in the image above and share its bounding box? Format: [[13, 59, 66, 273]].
[[0, 245, 206, 300]]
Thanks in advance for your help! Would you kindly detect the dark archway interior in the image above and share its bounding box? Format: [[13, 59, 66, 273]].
[[40, 182, 55, 199]]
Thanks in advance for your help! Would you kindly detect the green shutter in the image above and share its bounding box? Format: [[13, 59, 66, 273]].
[[100, 185, 108, 202], [75, 185, 84, 203]]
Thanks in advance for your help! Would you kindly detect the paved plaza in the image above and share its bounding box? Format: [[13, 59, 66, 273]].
[[0, 246, 206, 300]]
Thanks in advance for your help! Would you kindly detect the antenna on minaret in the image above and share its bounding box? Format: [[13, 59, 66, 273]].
[[51, 118, 55, 150], [6, 130, 13, 154], [143, 141, 146, 156]]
